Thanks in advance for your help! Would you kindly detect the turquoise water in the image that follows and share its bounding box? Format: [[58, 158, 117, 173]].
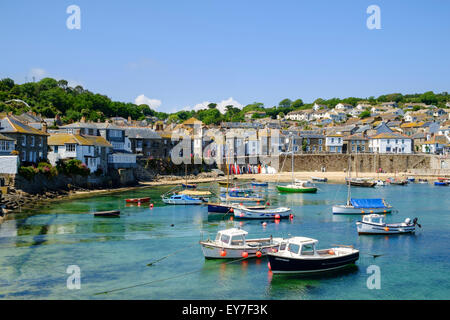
[[0, 182, 449, 299]]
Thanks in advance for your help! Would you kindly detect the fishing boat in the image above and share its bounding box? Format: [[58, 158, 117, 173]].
[[251, 181, 269, 187], [418, 179, 428, 184], [356, 214, 421, 235], [277, 180, 317, 193], [233, 205, 292, 219], [346, 178, 376, 188], [199, 228, 282, 259], [407, 176, 415, 183], [93, 210, 120, 217], [267, 237, 359, 274], [125, 197, 151, 204], [311, 177, 328, 182], [434, 180, 449, 186], [219, 190, 264, 203], [161, 194, 204, 205], [333, 198, 393, 215]]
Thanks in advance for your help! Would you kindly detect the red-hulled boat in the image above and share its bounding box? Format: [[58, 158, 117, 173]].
[[125, 197, 151, 204]]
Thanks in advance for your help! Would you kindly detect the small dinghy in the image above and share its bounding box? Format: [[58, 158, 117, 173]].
[[387, 178, 408, 185], [162, 194, 204, 205], [267, 237, 359, 274], [407, 176, 415, 182], [125, 197, 150, 204], [333, 198, 392, 215], [375, 180, 387, 186], [93, 210, 120, 217], [418, 179, 428, 184], [233, 205, 292, 219], [311, 177, 328, 182], [356, 214, 421, 235], [200, 228, 282, 259], [251, 181, 269, 187]]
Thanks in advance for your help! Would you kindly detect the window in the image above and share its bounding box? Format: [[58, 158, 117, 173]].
[[22, 151, 26, 161], [301, 244, 315, 255], [288, 243, 300, 254], [22, 135, 26, 146], [220, 234, 230, 244], [66, 144, 76, 152], [319, 139, 322, 145], [54, 146, 58, 153], [279, 243, 287, 251]]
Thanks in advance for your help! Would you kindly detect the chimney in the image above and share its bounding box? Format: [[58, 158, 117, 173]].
[[74, 128, 81, 135], [128, 116, 132, 123], [80, 116, 86, 123], [41, 121, 48, 133]]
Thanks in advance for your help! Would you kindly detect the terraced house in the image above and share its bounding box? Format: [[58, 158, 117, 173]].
[[0, 115, 48, 164], [124, 127, 163, 159], [369, 132, 413, 154], [47, 133, 112, 173]]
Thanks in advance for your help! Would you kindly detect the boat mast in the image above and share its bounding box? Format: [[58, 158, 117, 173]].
[[347, 156, 351, 206], [291, 134, 294, 184]]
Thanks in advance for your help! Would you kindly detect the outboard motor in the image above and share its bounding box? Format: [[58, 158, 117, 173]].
[[405, 218, 411, 224], [412, 217, 421, 228]]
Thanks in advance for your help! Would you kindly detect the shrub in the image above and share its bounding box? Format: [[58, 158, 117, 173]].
[[57, 159, 90, 176], [18, 166, 38, 181]]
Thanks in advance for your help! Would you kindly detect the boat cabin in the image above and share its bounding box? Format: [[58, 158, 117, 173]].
[[362, 214, 385, 224], [215, 228, 249, 246], [277, 237, 319, 257], [294, 180, 315, 187]]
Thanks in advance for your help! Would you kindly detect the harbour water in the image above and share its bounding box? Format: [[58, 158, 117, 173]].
[[0, 182, 449, 299]]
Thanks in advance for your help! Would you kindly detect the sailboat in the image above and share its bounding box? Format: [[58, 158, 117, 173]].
[[332, 158, 393, 214], [276, 136, 317, 193], [182, 163, 197, 189]]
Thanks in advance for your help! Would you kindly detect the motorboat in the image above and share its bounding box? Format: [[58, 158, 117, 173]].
[[407, 176, 415, 183], [356, 214, 421, 235], [375, 179, 387, 186], [93, 210, 120, 217], [434, 177, 449, 186], [267, 237, 359, 274], [333, 198, 392, 215], [311, 177, 328, 182], [232, 205, 292, 219], [199, 228, 282, 259], [125, 197, 150, 204], [418, 179, 429, 184], [162, 194, 204, 205], [277, 180, 317, 193]]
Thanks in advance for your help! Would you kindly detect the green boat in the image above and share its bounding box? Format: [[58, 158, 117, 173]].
[[277, 181, 318, 193]]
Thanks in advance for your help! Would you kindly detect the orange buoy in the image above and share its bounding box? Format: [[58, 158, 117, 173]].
[[289, 214, 294, 220], [361, 210, 365, 214], [257, 200, 260, 204], [266, 202, 270, 206], [275, 214, 281, 219], [328, 250, 335, 255], [256, 251, 262, 258], [383, 210, 387, 213], [267, 262, 271, 270], [220, 250, 227, 257], [370, 210, 374, 213], [241, 251, 249, 258], [230, 216, 234, 221], [229, 208, 234, 213], [384, 227, 390, 232], [150, 203, 154, 208], [240, 203, 243, 206], [262, 222, 267, 227]]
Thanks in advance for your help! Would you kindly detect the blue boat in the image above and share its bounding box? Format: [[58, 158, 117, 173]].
[[251, 182, 268, 187], [434, 181, 449, 186]]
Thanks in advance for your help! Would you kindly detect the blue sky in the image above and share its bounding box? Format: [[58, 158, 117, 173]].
[[1, 0, 449, 113]]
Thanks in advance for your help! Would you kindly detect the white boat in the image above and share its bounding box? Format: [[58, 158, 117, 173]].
[[232, 205, 292, 219], [311, 177, 328, 182], [199, 228, 282, 259], [356, 214, 421, 235], [162, 194, 204, 205], [375, 179, 387, 186], [219, 187, 253, 193], [333, 198, 392, 214], [267, 237, 359, 274], [219, 190, 264, 203], [333, 158, 393, 214]]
